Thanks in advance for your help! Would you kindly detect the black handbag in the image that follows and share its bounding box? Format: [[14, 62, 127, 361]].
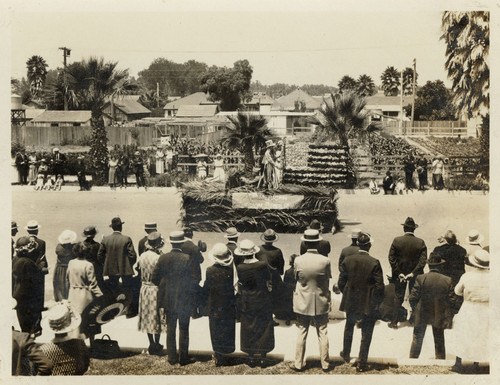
[[91, 334, 121, 359]]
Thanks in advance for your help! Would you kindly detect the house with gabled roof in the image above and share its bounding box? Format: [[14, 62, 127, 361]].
[[29, 110, 92, 127], [243, 92, 283, 113], [277, 88, 322, 112], [365, 91, 414, 122], [163, 92, 214, 117], [102, 95, 151, 124]]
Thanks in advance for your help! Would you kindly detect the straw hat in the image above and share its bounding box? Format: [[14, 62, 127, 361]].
[[58, 230, 77, 245], [144, 222, 157, 231], [260, 229, 279, 243], [265, 140, 275, 148], [42, 302, 81, 337], [25, 220, 40, 231], [234, 239, 260, 257], [466, 229, 484, 245], [469, 249, 489, 270], [208, 243, 232, 264], [349, 228, 361, 239], [224, 227, 240, 239], [11, 221, 18, 231], [169, 230, 186, 244], [301, 229, 323, 242]]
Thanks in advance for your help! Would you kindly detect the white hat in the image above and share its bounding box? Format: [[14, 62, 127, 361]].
[[234, 239, 260, 257], [58, 230, 77, 245], [265, 140, 275, 148], [25, 220, 40, 231], [41, 302, 81, 337], [469, 249, 489, 270], [208, 243, 233, 263], [301, 229, 323, 242], [467, 229, 484, 245], [349, 228, 361, 239]]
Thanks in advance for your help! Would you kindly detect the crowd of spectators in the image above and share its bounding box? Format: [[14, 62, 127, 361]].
[[368, 133, 419, 164], [411, 136, 480, 158]]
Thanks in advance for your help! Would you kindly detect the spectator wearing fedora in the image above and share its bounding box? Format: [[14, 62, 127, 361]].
[[82, 226, 104, 290], [203, 243, 238, 366], [299, 220, 331, 257], [338, 232, 384, 372], [152, 231, 198, 365], [463, 229, 485, 267], [138, 222, 158, 256], [53, 230, 78, 301], [338, 228, 361, 273], [181, 228, 205, 318], [257, 229, 285, 322], [131, 151, 146, 189], [76, 155, 90, 191], [25, 220, 48, 303], [136, 232, 165, 355], [450, 249, 490, 372], [224, 227, 241, 264], [382, 170, 396, 195], [432, 230, 466, 287], [408, 253, 454, 360], [97, 217, 137, 299], [50, 148, 66, 182], [291, 229, 332, 372], [388, 217, 427, 329], [235, 240, 275, 366], [40, 302, 90, 375], [12, 221, 18, 258], [12, 237, 45, 335]]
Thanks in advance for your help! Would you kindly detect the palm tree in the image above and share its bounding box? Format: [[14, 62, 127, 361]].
[[380, 66, 400, 96], [402, 67, 418, 96], [67, 57, 138, 185], [337, 75, 357, 94], [26, 55, 48, 97], [223, 112, 272, 173], [441, 11, 489, 174], [356, 74, 376, 97], [311, 91, 379, 149]]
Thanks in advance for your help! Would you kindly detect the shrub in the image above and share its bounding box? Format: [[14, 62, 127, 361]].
[[11, 142, 25, 157], [447, 174, 489, 191]]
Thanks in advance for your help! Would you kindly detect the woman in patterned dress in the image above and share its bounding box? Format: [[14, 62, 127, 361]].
[[53, 230, 77, 301], [136, 231, 164, 355]]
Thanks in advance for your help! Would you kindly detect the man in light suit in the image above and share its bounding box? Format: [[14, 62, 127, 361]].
[[338, 232, 384, 372], [97, 217, 137, 301], [388, 217, 427, 328], [291, 229, 332, 372]]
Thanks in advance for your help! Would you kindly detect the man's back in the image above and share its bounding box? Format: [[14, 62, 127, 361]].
[[300, 240, 331, 257], [389, 233, 427, 276], [99, 232, 136, 276], [339, 243, 359, 272], [293, 250, 331, 316], [432, 243, 466, 284]]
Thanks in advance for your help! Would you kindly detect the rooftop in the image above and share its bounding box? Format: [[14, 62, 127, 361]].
[[277, 89, 322, 111], [31, 110, 92, 123], [163, 92, 211, 110], [176, 104, 219, 118]]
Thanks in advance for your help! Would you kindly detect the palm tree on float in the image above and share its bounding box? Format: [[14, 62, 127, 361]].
[[67, 57, 138, 184], [441, 11, 489, 174], [26, 55, 48, 98], [223, 112, 272, 174], [356, 74, 376, 97], [380, 66, 400, 96]]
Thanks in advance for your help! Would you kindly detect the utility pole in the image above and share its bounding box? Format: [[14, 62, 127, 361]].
[[156, 82, 160, 108], [59, 47, 71, 110], [400, 70, 404, 134], [410, 58, 416, 129]]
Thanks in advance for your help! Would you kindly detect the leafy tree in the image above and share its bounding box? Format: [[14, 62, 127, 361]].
[[67, 57, 138, 185], [356, 74, 376, 97], [337, 75, 357, 94], [11, 77, 32, 104], [404, 80, 456, 120], [26, 55, 48, 97], [223, 112, 272, 173], [200, 60, 253, 111], [380, 66, 400, 96], [441, 11, 489, 172], [402, 67, 418, 96]]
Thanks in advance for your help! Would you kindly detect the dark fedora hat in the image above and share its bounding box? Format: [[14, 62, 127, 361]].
[[427, 252, 446, 266], [308, 219, 324, 232], [402, 217, 418, 229], [260, 229, 279, 242], [357, 232, 372, 246], [110, 217, 125, 227]]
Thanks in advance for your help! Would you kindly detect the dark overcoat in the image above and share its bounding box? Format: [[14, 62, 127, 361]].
[[203, 264, 235, 318], [432, 243, 466, 285], [300, 240, 331, 257], [388, 233, 427, 277], [97, 232, 137, 276]]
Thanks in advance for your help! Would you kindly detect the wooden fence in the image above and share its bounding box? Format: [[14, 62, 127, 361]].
[[11, 125, 156, 147], [383, 120, 468, 137]]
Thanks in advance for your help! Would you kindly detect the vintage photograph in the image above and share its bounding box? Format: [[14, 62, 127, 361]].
[[5, 0, 493, 379]]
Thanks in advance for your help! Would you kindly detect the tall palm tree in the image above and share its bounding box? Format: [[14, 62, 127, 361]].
[[380, 66, 400, 96], [26, 55, 48, 97], [441, 11, 489, 173], [337, 75, 357, 94], [356, 74, 376, 97], [402, 67, 418, 96], [67, 57, 138, 184], [223, 112, 272, 173]]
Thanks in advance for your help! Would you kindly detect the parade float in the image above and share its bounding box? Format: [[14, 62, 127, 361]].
[[179, 140, 348, 233]]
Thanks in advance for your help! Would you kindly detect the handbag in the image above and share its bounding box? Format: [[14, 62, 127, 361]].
[[91, 334, 121, 359]]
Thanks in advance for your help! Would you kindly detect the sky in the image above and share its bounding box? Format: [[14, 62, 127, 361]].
[[8, 7, 453, 88]]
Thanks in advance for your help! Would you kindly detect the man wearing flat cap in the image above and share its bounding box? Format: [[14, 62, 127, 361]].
[[153, 231, 199, 365], [97, 217, 137, 299], [409, 253, 454, 359], [291, 229, 332, 372], [388, 217, 427, 329], [338, 232, 384, 372], [299, 220, 331, 257]]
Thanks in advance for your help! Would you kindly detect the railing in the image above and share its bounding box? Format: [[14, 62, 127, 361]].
[[382, 120, 469, 137]]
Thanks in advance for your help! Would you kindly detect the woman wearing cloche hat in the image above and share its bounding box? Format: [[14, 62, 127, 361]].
[[235, 240, 275, 366], [449, 249, 489, 373], [203, 243, 238, 366], [53, 230, 78, 302]]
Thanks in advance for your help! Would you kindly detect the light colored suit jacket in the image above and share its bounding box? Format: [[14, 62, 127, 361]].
[[293, 249, 331, 316]]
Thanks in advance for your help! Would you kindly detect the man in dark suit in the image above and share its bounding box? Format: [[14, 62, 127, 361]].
[[97, 217, 137, 299], [338, 228, 360, 273], [25, 220, 48, 313], [338, 232, 384, 372], [15, 150, 29, 184], [118, 152, 130, 188], [299, 220, 331, 257], [82, 226, 104, 290], [50, 148, 66, 181], [432, 230, 466, 287], [152, 231, 199, 365], [181, 228, 205, 318], [409, 253, 454, 359], [224, 227, 240, 264], [131, 151, 146, 189], [388, 217, 427, 328], [138, 222, 158, 256]]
